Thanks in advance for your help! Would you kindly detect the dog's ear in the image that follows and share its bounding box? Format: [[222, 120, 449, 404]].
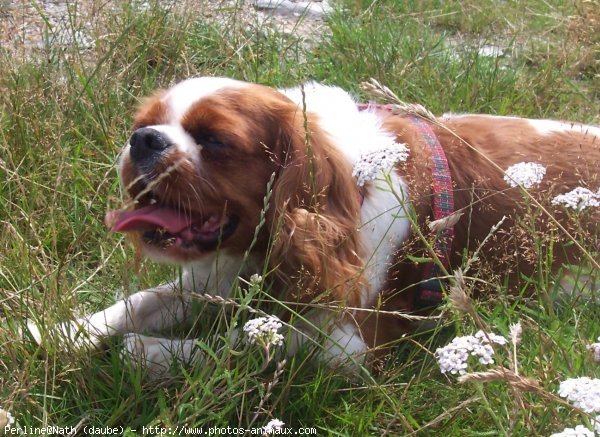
[[267, 109, 365, 306], [132, 90, 168, 129]]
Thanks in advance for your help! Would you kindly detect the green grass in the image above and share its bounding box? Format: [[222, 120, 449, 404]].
[[1, 0, 598, 435]]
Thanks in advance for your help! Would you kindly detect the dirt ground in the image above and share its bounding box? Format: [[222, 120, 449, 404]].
[[0, 0, 331, 56]]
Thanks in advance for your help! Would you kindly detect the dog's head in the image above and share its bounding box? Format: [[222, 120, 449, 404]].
[[107, 77, 364, 301]]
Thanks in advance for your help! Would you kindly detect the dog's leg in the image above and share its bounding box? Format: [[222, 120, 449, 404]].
[[27, 283, 192, 349], [120, 314, 369, 378], [121, 334, 200, 377], [27, 255, 246, 349], [121, 330, 243, 377], [287, 312, 369, 374], [86, 286, 191, 336]]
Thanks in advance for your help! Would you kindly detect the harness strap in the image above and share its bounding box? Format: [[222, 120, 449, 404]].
[[408, 115, 454, 308], [356, 104, 455, 309]]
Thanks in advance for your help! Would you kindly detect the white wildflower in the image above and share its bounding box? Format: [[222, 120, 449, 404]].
[[263, 418, 285, 434], [595, 415, 600, 434], [243, 316, 284, 348], [352, 143, 410, 187], [0, 408, 15, 428], [249, 274, 263, 286], [558, 377, 600, 413], [551, 187, 600, 211], [435, 331, 507, 375], [509, 321, 523, 345], [503, 162, 546, 188], [550, 424, 595, 436], [587, 337, 600, 363], [475, 330, 508, 346]]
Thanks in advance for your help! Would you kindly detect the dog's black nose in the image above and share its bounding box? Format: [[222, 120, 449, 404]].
[[129, 127, 171, 167]]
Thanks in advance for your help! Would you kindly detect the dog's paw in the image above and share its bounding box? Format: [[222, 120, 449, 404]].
[[24, 319, 103, 351], [121, 334, 200, 378], [121, 334, 173, 377], [25, 320, 43, 345]]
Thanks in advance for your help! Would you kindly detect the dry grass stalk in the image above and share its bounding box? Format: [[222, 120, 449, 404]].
[[360, 78, 437, 122], [463, 216, 507, 274], [190, 291, 439, 321], [124, 157, 187, 208], [410, 395, 482, 434], [458, 367, 540, 393], [428, 211, 463, 233], [447, 268, 475, 315], [249, 359, 287, 427]]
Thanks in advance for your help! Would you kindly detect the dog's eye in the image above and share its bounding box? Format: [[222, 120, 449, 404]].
[[203, 136, 225, 148], [193, 133, 225, 149]]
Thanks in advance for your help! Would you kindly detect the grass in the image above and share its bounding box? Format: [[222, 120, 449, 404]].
[[0, 0, 598, 435]]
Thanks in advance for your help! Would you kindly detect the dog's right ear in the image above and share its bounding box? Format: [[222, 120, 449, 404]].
[[267, 107, 366, 307], [133, 91, 167, 129]]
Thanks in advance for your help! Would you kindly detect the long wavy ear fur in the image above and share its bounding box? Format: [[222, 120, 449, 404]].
[[267, 105, 365, 307]]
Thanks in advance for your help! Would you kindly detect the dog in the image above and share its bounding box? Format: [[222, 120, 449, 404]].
[[28, 77, 600, 375]]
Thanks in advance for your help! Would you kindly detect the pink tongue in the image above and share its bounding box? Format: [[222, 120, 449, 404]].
[[106, 206, 194, 234]]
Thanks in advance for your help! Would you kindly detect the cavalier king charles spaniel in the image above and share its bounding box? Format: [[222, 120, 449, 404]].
[[29, 77, 599, 375]]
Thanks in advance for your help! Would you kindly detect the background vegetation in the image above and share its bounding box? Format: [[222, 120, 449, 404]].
[[0, 0, 598, 435]]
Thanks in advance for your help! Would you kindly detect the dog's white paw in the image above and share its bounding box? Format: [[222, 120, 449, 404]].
[[121, 334, 173, 377], [25, 320, 43, 345], [121, 334, 200, 378], [25, 319, 103, 351]]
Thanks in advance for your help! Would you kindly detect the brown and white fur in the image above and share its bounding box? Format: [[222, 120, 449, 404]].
[[29, 77, 600, 375]]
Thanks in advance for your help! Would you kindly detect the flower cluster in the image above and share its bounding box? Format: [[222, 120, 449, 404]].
[[352, 143, 410, 187], [243, 316, 284, 348], [551, 187, 600, 211], [435, 330, 507, 375], [558, 377, 600, 413], [249, 274, 263, 286], [263, 419, 285, 434], [550, 424, 595, 437], [587, 337, 600, 363], [503, 162, 546, 188]]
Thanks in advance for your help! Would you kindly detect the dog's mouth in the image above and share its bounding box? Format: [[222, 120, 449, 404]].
[[106, 204, 239, 253]]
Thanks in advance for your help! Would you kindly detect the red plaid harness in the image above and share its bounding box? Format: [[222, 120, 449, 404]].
[[357, 103, 455, 309]]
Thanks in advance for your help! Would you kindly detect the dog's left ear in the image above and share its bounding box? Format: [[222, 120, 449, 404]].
[[267, 109, 365, 306]]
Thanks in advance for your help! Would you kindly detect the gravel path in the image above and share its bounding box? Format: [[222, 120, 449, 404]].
[[0, 0, 331, 55]]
